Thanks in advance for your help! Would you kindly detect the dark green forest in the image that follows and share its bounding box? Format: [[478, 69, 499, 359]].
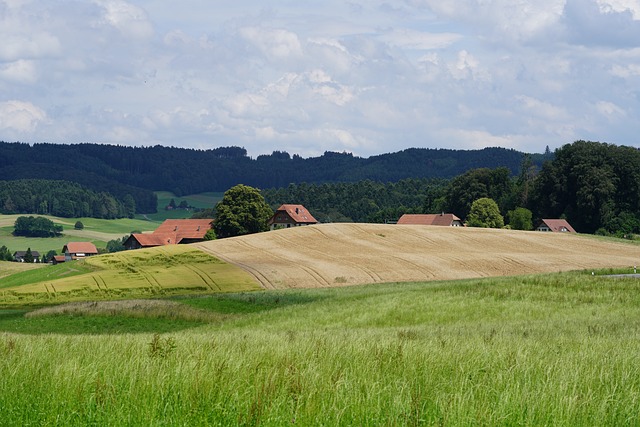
[[0, 142, 537, 214], [0, 180, 133, 219]]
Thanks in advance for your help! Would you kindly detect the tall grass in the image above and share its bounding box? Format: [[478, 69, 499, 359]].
[[1, 272, 640, 425]]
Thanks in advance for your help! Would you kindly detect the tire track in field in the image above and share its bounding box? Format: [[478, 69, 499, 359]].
[[269, 231, 381, 284], [234, 239, 333, 287], [390, 256, 437, 279], [195, 244, 274, 289], [139, 268, 163, 290], [186, 265, 220, 291]]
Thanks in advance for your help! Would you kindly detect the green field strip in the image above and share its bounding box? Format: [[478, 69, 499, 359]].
[[0, 245, 260, 302]]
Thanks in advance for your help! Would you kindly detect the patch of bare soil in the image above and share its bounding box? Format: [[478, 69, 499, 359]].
[[194, 223, 640, 289]]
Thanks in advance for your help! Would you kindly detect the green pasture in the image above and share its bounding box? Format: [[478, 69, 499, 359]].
[[0, 261, 45, 281], [0, 214, 157, 255], [0, 245, 259, 304], [1, 272, 640, 425], [138, 191, 222, 222]]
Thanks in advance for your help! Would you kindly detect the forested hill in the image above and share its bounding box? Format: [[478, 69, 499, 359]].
[[0, 142, 538, 201]]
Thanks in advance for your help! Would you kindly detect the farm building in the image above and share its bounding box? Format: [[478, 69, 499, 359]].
[[397, 213, 464, 227], [268, 204, 318, 230], [124, 219, 214, 250], [535, 219, 576, 233], [13, 250, 40, 262], [63, 242, 98, 261], [51, 255, 66, 265]]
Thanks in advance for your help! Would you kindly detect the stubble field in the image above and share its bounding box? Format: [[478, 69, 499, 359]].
[[195, 223, 640, 289]]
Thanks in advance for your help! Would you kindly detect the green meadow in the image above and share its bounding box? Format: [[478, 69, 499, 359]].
[[1, 272, 639, 425], [138, 191, 222, 222]]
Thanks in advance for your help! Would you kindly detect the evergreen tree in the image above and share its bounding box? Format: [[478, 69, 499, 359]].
[[23, 248, 34, 263]]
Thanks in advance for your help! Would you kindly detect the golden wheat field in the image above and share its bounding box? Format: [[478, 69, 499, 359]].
[[195, 223, 640, 289]]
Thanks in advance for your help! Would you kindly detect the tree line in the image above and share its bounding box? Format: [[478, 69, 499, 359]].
[[0, 180, 134, 219]]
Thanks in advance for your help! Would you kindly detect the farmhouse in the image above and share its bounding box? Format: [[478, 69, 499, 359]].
[[268, 204, 318, 230], [63, 242, 98, 261], [124, 219, 213, 250], [397, 213, 464, 227], [535, 219, 576, 233], [13, 250, 40, 262]]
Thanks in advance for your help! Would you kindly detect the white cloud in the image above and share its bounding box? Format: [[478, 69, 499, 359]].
[[0, 60, 37, 84], [597, 0, 640, 19], [0, 100, 48, 133], [239, 27, 302, 59], [93, 0, 154, 39], [595, 100, 627, 119]]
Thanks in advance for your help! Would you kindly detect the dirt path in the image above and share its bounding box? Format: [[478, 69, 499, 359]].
[[194, 223, 640, 289]]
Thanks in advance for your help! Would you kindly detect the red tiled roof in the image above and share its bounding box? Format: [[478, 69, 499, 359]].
[[130, 233, 178, 247], [63, 242, 98, 254], [397, 213, 462, 226], [269, 204, 318, 225], [153, 219, 213, 240], [126, 219, 214, 248], [538, 219, 576, 233]]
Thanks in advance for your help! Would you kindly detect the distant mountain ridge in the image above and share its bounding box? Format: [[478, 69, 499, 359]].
[[0, 141, 544, 213]]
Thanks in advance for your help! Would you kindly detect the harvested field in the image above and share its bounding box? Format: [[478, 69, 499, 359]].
[[195, 223, 640, 289]]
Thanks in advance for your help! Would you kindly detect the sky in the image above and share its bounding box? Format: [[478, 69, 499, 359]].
[[1, 0, 639, 158]]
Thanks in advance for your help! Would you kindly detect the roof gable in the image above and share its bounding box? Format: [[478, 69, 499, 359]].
[[538, 219, 576, 233], [271, 204, 318, 224]]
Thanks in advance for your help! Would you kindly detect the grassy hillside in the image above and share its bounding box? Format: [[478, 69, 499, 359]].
[[0, 261, 45, 280], [195, 223, 640, 289], [0, 272, 639, 424], [0, 245, 259, 305], [0, 214, 158, 254]]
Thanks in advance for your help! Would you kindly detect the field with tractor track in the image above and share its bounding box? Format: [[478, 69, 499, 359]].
[[195, 223, 640, 289]]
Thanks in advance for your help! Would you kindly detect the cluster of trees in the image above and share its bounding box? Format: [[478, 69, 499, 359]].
[[0, 180, 135, 219], [532, 141, 640, 235], [13, 216, 63, 237], [0, 245, 13, 261]]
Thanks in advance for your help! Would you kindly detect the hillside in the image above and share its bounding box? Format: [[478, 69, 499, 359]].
[[0, 142, 535, 199], [195, 223, 640, 288]]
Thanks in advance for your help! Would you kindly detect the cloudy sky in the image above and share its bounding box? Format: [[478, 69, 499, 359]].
[[1, 0, 639, 158]]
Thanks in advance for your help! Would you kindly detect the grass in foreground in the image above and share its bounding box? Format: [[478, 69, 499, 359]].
[[1, 272, 639, 425]]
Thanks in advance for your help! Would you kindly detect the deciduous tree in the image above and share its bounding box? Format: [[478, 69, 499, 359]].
[[507, 207, 533, 230], [214, 184, 273, 238], [466, 198, 504, 228]]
